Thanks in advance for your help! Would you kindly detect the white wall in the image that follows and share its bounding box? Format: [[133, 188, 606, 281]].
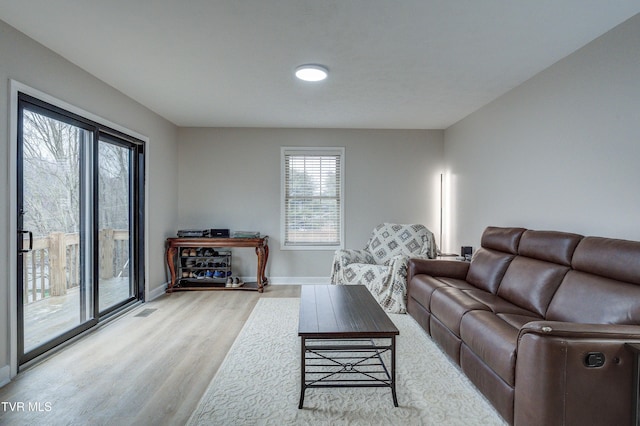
[[0, 19, 179, 379], [177, 128, 444, 281], [444, 13, 640, 251]]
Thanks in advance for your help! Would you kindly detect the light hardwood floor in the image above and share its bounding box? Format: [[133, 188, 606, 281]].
[[0, 285, 301, 425]]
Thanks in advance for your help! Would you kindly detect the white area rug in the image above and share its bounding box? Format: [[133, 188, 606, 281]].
[[188, 298, 506, 425]]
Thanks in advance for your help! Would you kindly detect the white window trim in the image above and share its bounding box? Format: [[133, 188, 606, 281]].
[[280, 146, 345, 251]]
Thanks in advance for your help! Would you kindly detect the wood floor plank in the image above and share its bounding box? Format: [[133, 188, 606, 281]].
[[0, 285, 300, 425]]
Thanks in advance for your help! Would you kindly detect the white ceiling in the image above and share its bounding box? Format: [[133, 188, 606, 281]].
[[1, 1, 639, 129]]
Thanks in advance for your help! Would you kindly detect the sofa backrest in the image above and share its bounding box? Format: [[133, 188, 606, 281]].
[[545, 236, 640, 325], [466, 227, 524, 293], [496, 230, 581, 317], [466, 227, 640, 324]]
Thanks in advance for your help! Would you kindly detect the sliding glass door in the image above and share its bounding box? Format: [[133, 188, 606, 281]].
[[17, 93, 144, 366], [18, 105, 95, 358], [98, 137, 138, 313]]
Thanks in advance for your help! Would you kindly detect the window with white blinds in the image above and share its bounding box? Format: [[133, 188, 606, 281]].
[[281, 147, 344, 250]]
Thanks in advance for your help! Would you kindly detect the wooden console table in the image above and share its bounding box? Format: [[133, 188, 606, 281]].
[[166, 236, 269, 293]]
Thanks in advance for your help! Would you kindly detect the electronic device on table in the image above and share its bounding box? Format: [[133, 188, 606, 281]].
[[177, 229, 230, 238]]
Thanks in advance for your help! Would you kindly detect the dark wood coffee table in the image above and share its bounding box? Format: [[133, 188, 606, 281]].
[[298, 285, 399, 408]]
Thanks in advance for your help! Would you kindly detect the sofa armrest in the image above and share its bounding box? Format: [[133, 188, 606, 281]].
[[515, 321, 640, 426], [407, 258, 469, 283], [330, 249, 377, 284], [518, 320, 640, 341]]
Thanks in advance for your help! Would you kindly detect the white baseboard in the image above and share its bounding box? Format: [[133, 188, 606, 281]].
[[147, 282, 168, 301], [0, 365, 11, 388], [146, 278, 328, 300], [262, 277, 331, 285]]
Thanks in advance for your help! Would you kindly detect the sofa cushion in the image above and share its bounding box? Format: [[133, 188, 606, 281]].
[[481, 226, 526, 254], [408, 275, 447, 311], [430, 288, 490, 337], [409, 276, 477, 310], [497, 257, 569, 317], [460, 310, 519, 386], [496, 313, 541, 329], [572, 236, 640, 285], [463, 289, 542, 318], [546, 270, 640, 324], [466, 248, 515, 293], [435, 277, 477, 290], [518, 230, 582, 266]]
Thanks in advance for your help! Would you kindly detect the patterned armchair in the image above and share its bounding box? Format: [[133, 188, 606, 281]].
[[330, 223, 437, 313]]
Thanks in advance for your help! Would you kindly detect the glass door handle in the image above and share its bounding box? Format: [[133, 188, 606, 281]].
[[18, 230, 33, 253]]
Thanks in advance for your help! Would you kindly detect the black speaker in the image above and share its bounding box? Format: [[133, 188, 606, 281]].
[[461, 246, 473, 260], [209, 229, 230, 238]]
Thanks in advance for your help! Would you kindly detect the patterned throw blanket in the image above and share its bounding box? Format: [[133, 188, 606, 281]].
[[330, 223, 436, 313]]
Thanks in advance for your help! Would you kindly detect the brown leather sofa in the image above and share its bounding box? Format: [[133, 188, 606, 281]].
[[407, 226, 640, 425]]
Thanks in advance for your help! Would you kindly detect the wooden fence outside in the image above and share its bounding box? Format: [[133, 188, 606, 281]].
[[23, 229, 129, 304]]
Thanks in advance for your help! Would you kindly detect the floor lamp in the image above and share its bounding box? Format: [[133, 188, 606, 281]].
[[439, 172, 457, 257]]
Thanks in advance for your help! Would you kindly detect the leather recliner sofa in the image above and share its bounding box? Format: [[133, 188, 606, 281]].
[[407, 226, 640, 425]]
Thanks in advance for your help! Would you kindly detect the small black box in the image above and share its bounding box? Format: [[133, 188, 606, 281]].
[[461, 246, 473, 258], [209, 229, 230, 238]]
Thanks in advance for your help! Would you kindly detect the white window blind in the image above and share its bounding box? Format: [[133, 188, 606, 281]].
[[281, 147, 344, 250]]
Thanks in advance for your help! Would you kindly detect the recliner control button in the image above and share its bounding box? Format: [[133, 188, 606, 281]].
[[584, 352, 605, 368]]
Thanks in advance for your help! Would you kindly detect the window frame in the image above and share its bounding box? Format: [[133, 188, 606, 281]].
[[280, 146, 345, 251]]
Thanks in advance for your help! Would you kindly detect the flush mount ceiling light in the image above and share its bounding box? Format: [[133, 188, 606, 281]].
[[295, 64, 328, 82]]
